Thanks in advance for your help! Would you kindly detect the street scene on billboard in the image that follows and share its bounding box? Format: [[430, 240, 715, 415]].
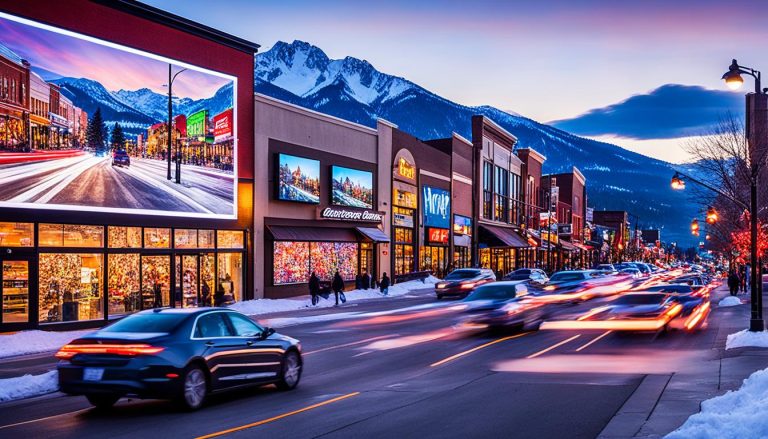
[[277, 153, 321, 204], [0, 13, 237, 218], [331, 165, 373, 209]]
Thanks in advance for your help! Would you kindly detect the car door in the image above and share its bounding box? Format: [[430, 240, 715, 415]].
[[226, 313, 285, 382], [193, 311, 251, 388]]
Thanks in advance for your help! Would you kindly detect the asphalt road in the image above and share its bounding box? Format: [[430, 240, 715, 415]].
[[0, 155, 233, 214], [0, 286, 727, 439]]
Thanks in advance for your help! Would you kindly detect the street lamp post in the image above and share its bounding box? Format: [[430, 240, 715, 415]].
[[166, 65, 187, 183]]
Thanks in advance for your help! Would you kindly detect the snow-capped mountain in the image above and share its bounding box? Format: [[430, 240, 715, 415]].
[[255, 40, 696, 244]]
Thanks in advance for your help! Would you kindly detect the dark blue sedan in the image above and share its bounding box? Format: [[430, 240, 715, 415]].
[[56, 308, 302, 410]]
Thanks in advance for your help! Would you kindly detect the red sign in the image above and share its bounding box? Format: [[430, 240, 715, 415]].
[[213, 108, 233, 140], [427, 227, 449, 244]]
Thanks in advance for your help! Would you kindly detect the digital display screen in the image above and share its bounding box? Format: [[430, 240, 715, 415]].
[[331, 165, 373, 209], [423, 185, 451, 228], [276, 153, 320, 204]]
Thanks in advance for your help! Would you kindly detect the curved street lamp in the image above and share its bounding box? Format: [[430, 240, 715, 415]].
[[722, 59, 762, 94]]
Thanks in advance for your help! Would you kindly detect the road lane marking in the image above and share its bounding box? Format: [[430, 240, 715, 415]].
[[195, 392, 360, 439], [0, 408, 90, 431], [430, 332, 531, 367], [526, 334, 581, 359], [575, 331, 613, 352], [304, 335, 394, 355]]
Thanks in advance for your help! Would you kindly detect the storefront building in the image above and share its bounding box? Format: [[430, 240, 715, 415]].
[[254, 94, 391, 298], [0, 41, 29, 151], [0, 1, 257, 331], [517, 147, 547, 269]]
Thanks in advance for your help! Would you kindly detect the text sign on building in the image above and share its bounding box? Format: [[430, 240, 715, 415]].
[[394, 212, 414, 228], [213, 108, 233, 142], [453, 215, 472, 236], [423, 186, 450, 229], [397, 157, 416, 181], [557, 223, 572, 236], [427, 227, 449, 245], [318, 206, 384, 223], [186, 110, 208, 139]]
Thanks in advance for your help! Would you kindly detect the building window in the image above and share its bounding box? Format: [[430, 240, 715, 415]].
[[0, 222, 33, 247], [483, 161, 493, 219], [141, 255, 170, 308], [494, 166, 509, 223], [108, 253, 140, 315], [217, 230, 244, 249], [174, 229, 198, 249], [144, 228, 170, 248], [199, 230, 215, 248], [420, 246, 447, 277], [108, 226, 142, 248], [273, 241, 310, 285], [39, 253, 103, 323], [272, 241, 358, 285], [453, 246, 470, 269], [39, 224, 104, 247], [394, 244, 414, 276]]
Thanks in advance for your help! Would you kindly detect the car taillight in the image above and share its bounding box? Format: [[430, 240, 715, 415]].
[[461, 282, 476, 289], [55, 343, 165, 360]]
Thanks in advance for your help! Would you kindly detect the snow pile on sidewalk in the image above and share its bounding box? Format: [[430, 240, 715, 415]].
[[0, 329, 93, 359], [229, 276, 440, 316], [666, 367, 768, 439], [718, 296, 743, 307], [726, 329, 768, 350], [0, 371, 58, 402]]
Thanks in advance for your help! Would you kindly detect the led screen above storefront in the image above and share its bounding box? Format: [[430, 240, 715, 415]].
[[423, 185, 450, 229], [331, 165, 373, 209], [276, 153, 320, 204], [0, 12, 238, 219]]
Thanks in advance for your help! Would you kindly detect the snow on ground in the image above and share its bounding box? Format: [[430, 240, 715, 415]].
[[718, 296, 743, 307], [666, 367, 768, 439], [229, 276, 440, 317], [726, 330, 768, 350], [0, 329, 93, 359], [0, 371, 59, 402]]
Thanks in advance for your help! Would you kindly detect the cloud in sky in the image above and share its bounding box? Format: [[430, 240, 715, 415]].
[[0, 15, 230, 100]]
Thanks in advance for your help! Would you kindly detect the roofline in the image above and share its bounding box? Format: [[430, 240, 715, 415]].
[[94, 0, 260, 54], [452, 131, 473, 147], [477, 115, 518, 143], [572, 166, 586, 185], [516, 147, 547, 163], [376, 118, 398, 129], [255, 93, 378, 135]]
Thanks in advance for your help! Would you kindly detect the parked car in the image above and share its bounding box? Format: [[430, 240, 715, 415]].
[[502, 268, 549, 284], [112, 149, 130, 167], [56, 308, 302, 411], [435, 268, 496, 299], [595, 264, 618, 275], [620, 267, 643, 279], [459, 281, 548, 330]]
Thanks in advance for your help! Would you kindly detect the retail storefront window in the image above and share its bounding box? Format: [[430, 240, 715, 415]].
[[108, 226, 142, 248], [0, 222, 33, 247], [144, 228, 170, 248], [39, 253, 103, 323], [217, 253, 242, 304], [454, 246, 470, 269], [200, 253, 215, 307], [174, 229, 198, 249], [479, 248, 515, 279], [39, 224, 104, 247], [108, 253, 140, 316], [141, 255, 170, 308], [272, 241, 359, 285], [199, 230, 215, 248], [420, 246, 448, 277], [394, 244, 414, 276], [217, 230, 244, 249], [273, 241, 310, 285]]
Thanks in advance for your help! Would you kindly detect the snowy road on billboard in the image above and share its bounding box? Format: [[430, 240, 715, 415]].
[[0, 154, 234, 215]]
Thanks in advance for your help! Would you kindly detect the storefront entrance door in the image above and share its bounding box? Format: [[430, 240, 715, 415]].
[[175, 254, 199, 308], [1, 257, 33, 325]]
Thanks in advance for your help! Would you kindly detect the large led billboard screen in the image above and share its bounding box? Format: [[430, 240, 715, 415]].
[[0, 12, 237, 219], [276, 153, 320, 204], [331, 166, 373, 209]]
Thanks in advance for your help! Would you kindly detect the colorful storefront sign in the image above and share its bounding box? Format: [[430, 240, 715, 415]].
[[427, 227, 449, 245], [453, 214, 472, 236], [422, 185, 450, 228], [213, 108, 233, 142], [186, 110, 207, 139]]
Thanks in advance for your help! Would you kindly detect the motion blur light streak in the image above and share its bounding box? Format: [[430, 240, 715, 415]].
[[575, 331, 613, 352], [363, 328, 457, 351], [303, 335, 394, 355], [430, 332, 531, 367], [494, 351, 708, 375], [526, 334, 582, 359]]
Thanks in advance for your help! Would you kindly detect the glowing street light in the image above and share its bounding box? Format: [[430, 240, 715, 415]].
[[706, 206, 719, 224], [671, 173, 685, 190], [690, 219, 700, 234], [722, 59, 761, 94]]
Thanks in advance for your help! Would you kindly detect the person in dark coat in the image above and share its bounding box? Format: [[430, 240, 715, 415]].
[[380, 272, 390, 296], [309, 272, 320, 305], [728, 270, 740, 296], [355, 273, 363, 290], [201, 283, 211, 307], [361, 270, 371, 290], [332, 271, 344, 306]]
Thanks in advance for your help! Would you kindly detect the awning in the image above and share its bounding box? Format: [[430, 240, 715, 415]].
[[267, 225, 358, 242], [559, 239, 579, 252], [454, 234, 471, 247], [572, 242, 591, 251], [479, 224, 531, 248], [356, 227, 390, 243]]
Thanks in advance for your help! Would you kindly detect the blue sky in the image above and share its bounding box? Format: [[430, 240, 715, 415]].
[[280, 154, 319, 179]]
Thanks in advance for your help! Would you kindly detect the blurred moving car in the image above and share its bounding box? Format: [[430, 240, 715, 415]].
[[595, 264, 618, 275], [435, 268, 496, 299], [620, 267, 643, 279], [530, 270, 627, 303], [57, 308, 302, 411], [641, 284, 711, 331], [459, 281, 548, 330], [502, 268, 549, 284], [112, 149, 130, 167], [576, 292, 683, 331]]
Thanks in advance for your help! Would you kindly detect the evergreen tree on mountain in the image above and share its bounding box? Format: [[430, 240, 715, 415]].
[[110, 122, 126, 150], [86, 107, 107, 155]]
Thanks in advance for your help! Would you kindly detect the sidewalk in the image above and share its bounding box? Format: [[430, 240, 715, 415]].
[[599, 279, 768, 438]]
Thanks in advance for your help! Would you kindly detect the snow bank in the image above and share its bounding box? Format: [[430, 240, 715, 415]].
[[726, 330, 768, 350], [0, 329, 93, 358], [666, 367, 768, 439], [229, 276, 440, 316], [718, 296, 743, 307], [0, 370, 58, 402]]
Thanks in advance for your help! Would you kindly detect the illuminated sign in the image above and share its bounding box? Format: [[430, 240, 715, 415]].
[[277, 153, 320, 204], [453, 215, 472, 236], [393, 187, 417, 209], [423, 186, 450, 228], [397, 157, 416, 181], [186, 110, 208, 139], [427, 227, 449, 244], [331, 166, 373, 209], [213, 108, 233, 142], [319, 207, 384, 223], [394, 212, 414, 228]]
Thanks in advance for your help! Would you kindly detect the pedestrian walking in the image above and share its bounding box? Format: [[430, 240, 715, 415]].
[[362, 270, 371, 290], [332, 271, 344, 306], [309, 272, 320, 305], [745, 263, 752, 293], [728, 270, 740, 296], [380, 272, 390, 296]]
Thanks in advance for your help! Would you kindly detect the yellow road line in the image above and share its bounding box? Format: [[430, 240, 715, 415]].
[[430, 332, 531, 367], [195, 392, 360, 439], [526, 334, 581, 359], [304, 335, 394, 356], [575, 331, 613, 352], [0, 408, 90, 430]]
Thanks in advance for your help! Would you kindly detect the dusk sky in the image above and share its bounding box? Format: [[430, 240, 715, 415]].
[[0, 13, 231, 100]]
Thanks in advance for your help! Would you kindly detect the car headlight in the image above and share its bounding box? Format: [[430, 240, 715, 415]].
[[436, 283, 447, 289], [461, 282, 476, 289]]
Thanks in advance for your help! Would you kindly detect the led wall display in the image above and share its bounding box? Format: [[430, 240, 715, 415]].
[[423, 185, 451, 228], [331, 166, 373, 209], [276, 153, 320, 204]]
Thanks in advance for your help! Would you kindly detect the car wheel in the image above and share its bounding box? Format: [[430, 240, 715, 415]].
[[176, 365, 208, 411], [86, 393, 120, 410], [276, 350, 302, 391], [436, 295, 443, 300]]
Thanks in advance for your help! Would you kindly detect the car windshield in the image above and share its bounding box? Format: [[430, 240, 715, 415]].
[[103, 313, 187, 333], [466, 284, 517, 301], [598, 265, 613, 270], [549, 272, 584, 282], [614, 294, 667, 305], [446, 269, 480, 280], [644, 285, 693, 293], [512, 269, 531, 275]]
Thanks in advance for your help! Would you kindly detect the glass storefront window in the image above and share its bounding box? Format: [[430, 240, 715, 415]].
[[395, 244, 414, 276], [39, 253, 103, 323], [144, 228, 170, 248], [39, 224, 104, 247], [273, 241, 309, 285], [0, 222, 33, 247], [108, 226, 142, 248], [2, 260, 29, 323], [217, 253, 242, 304], [175, 229, 198, 249], [310, 242, 358, 281], [217, 230, 244, 249], [200, 253, 215, 307], [108, 253, 140, 315], [420, 246, 448, 278], [199, 230, 215, 248], [175, 255, 199, 307], [141, 255, 170, 308]]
